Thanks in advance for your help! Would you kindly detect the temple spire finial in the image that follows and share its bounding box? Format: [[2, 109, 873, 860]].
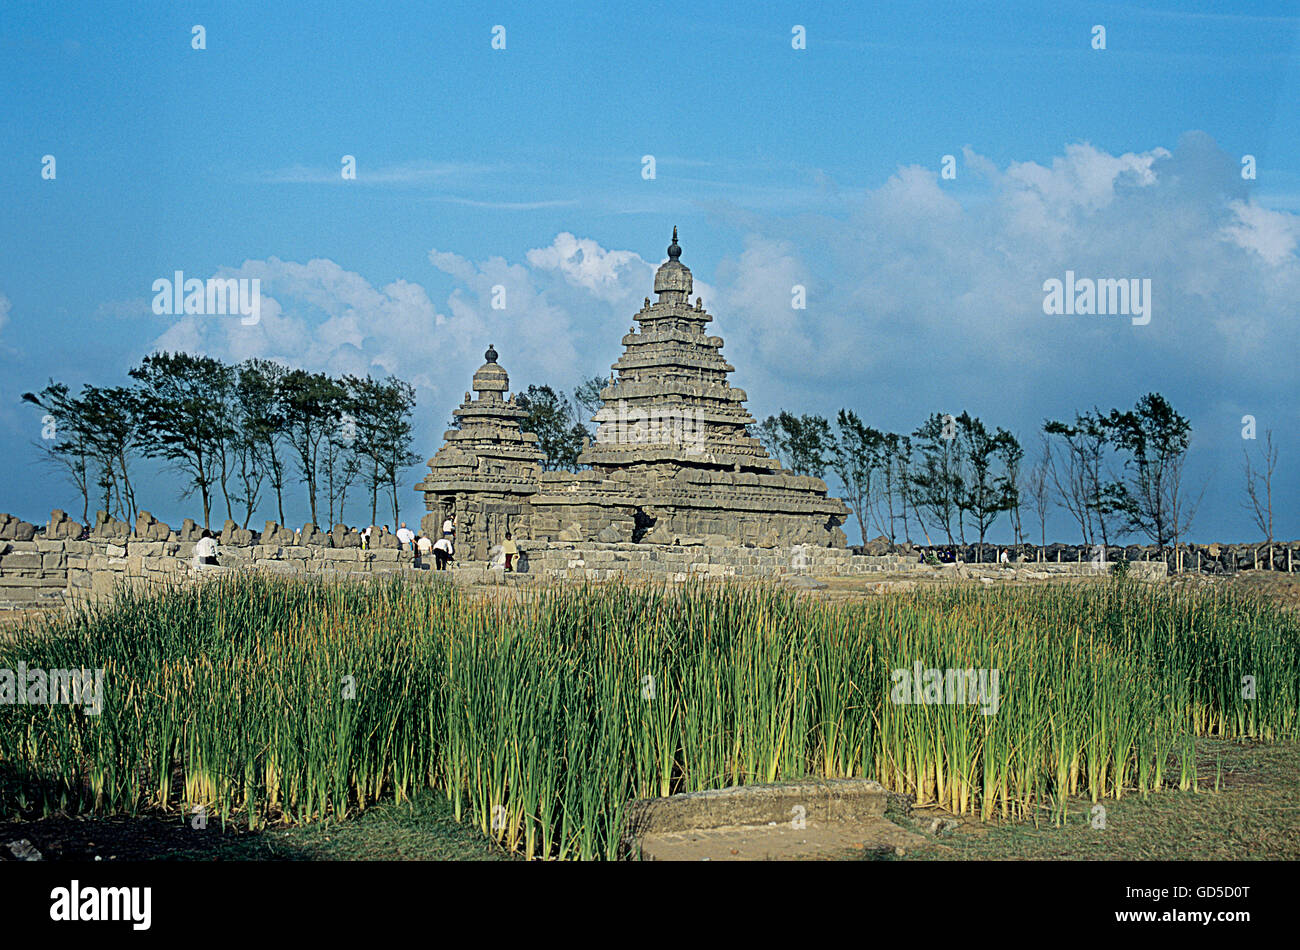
[[667, 226, 681, 261]]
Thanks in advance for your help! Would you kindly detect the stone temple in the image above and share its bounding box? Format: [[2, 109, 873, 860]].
[[416, 229, 849, 561]]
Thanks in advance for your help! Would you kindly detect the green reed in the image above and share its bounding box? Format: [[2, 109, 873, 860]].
[[1, 573, 1296, 857]]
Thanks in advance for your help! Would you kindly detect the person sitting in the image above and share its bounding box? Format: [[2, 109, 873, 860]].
[[193, 529, 218, 568], [502, 532, 519, 572], [432, 536, 454, 571]]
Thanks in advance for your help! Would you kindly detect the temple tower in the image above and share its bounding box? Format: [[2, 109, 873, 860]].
[[415, 345, 544, 559]]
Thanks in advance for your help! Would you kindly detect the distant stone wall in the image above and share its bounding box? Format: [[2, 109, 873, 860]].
[[899, 542, 1298, 573], [450, 541, 1168, 585], [0, 534, 1168, 613], [0, 537, 419, 611]]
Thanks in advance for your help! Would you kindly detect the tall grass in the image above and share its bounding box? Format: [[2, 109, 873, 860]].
[[1, 574, 1296, 858]]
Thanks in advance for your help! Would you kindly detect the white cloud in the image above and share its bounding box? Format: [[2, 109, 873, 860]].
[[1220, 199, 1299, 265], [525, 232, 652, 303]]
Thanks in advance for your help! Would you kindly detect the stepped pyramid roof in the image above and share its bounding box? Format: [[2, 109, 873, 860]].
[[416, 344, 543, 496], [579, 227, 781, 472]]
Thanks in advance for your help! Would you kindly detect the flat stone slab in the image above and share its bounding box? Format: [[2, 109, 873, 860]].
[[623, 778, 886, 836], [638, 817, 925, 861]]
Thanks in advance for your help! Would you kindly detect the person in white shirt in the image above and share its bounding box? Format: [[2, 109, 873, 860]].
[[432, 536, 454, 571], [416, 534, 432, 568], [442, 515, 455, 539], [396, 522, 415, 549], [193, 530, 218, 568]]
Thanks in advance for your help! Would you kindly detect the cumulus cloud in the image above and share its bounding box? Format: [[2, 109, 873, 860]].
[[525, 232, 653, 303]]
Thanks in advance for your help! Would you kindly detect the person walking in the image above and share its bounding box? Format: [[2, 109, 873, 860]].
[[432, 536, 453, 571], [502, 532, 519, 572]]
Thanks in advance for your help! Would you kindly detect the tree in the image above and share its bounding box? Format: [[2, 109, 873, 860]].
[[210, 368, 239, 523], [956, 412, 1009, 551], [573, 375, 608, 422], [771, 411, 833, 478], [889, 433, 917, 544], [1242, 429, 1277, 544], [831, 410, 884, 544], [280, 370, 344, 527], [996, 430, 1025, 546], [129, 352, 235, 528], [1043, 410, 1122, 546], [80, 385, 141, 523], [237, 359, 289, 525], [519, 385, 588, 471], [321, 409, 361, 528], [1104, 393, 1201, 551], [755, 416, 789, 469], [372, 378, 420, 528], [910, 413, 964, 545], [1027, 434, 1052, 550], [22, 383, 94, 523]]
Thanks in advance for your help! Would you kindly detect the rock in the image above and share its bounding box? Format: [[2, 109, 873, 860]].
[[6, 839, 41, 861], [133, 510, 170, 541], [376, 530, 400, 550], [642, 523, 673, 545], [558, 522, 584, 543], [785, 575, 827, 590], [91, 510, 129, 540], [863, 535, 892, 556], [179, 519, 204, 542], [263, 521, 295, 545], [330, 524, 361, 548], [47, 509, 84, 541], [755, 529, 779, 549], [596, 524, 622, 544], [299, 523, 326, 546]]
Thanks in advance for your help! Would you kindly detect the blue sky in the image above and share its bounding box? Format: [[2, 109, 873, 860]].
[[1, 0, 1297, 543]]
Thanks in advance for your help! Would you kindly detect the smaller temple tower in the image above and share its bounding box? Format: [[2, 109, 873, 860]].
[[414, 345, 544, 560]]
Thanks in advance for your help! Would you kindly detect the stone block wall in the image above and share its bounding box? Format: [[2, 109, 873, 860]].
[[0, 534, 1169, 613], [0, 537, 420, 611]]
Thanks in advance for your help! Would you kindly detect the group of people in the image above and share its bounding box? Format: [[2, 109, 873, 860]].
[[357, 520, 453, 569], [189, 514, 523, 574]]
